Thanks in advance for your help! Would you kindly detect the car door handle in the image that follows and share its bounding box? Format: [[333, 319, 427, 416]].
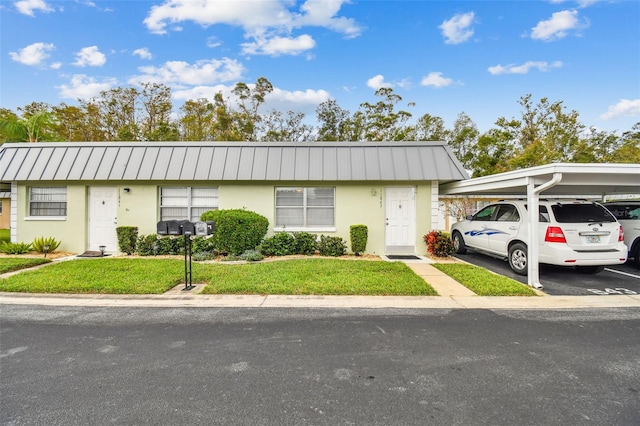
[[509, 226, 518, 230]]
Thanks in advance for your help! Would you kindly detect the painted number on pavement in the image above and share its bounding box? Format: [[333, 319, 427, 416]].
[[587, 288, 638, 295]]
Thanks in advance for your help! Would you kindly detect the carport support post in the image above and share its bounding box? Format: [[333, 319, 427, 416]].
[[527, 173, 563, 289], [526, 178, 542, 289]]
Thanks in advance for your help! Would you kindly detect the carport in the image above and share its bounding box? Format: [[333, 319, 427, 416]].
[[440, 163, 640, 289]]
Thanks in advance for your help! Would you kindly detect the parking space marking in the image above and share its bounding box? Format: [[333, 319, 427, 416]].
[[604, 268, 640, 280]]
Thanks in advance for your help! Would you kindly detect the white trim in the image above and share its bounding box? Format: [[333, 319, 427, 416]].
[[10, 182, 17, 243]]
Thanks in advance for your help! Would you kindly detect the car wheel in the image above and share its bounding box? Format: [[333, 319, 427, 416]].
[[575, 265, 605, 274], [452, 231, 467, 254], [508, 242, 528, 276]]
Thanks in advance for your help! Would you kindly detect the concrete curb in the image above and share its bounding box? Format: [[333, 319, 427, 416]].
[[1, 292, 639, 309]]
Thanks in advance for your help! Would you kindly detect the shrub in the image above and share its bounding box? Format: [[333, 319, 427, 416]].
[[201, 209, 269, 255], [192, 236, 216, 255], [293, 232, 317, 255], [318, 235, 346, 257], [349, 225, 368, 255], [136, 234, 158, 256], [424, 230, 454, 257], [240, 249, 264, 262], [155, 236, 184, 255], [0, 241, 32, 254], [32, 236, 62, 253], [193, 251, 215, 262], [260, 232, 296, 256], [116, 226, 138, 255]]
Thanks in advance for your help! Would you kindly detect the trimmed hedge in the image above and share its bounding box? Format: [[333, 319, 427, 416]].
[[349, 224, 368, 255], [201, 209, 269, 255], [116, 226, 138, 255]]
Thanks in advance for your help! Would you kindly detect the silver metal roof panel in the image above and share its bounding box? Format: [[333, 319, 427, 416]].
[[0, 141, 469, 183]]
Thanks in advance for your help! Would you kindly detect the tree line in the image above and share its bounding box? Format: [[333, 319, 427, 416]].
[[0, 77, 638, 177]]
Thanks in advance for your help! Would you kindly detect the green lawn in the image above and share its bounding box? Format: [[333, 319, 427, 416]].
[[0, 258, 51, 274], [432, 263, 537, 296], [0, 257, 437, 296], [200, 258, 437, 295]]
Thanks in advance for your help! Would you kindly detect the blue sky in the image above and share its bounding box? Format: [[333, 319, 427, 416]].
[[1, 0, 639, 135]]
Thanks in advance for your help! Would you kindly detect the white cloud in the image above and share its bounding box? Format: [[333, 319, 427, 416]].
[[366, 74, 393, 90], [439, 12, 475, 44], [241, 34, 316, 56], [129, 58, 245, 86], [57, 74, 117, 100], [143, 0, 361, 56], [549, 0, 601, 7], [133, 48, 153, 60], [73, 46, 107, 67], [9, 42, 55, 66], [420, 72, 453, 88], [14, 0, 53, 16], [531, 10, 589, 41], [488, 60, 563, 75], [50, 62, 62, 69], [600, 99, 640, 120]]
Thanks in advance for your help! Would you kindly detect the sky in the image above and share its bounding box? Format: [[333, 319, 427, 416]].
[[1, 0, 639, 135]]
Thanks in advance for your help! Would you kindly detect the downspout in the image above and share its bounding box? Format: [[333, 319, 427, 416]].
[[527, 173, 563, 289]]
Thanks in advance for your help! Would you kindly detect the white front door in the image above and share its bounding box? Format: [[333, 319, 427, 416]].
[[88, 187, 118, 252], [385, 187, 416, 253]]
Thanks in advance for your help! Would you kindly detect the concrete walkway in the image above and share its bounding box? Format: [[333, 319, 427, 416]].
[[1, 256, 639, 310]]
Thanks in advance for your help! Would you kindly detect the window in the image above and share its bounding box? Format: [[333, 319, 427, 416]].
[[29, 187, 67, 216], [473, 205, 497, 221], [495, 205, 520, 222], [160, 187, 218, 221], [275, 187, 335, 229]]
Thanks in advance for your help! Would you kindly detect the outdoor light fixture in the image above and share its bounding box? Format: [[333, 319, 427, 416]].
[[152, 242, 158, 256], [99, 245, 106, 257], [43, 244, 50, 258], [123, 188, 130, 193]]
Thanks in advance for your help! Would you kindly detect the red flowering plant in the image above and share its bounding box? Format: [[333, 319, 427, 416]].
[[423, 230, 454, 257]]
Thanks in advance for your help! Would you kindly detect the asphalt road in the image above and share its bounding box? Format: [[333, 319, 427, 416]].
[[2, 305, 639, 425], [453, 251, 640, 296]]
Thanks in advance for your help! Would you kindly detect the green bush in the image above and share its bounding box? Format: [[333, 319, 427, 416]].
[[201, 209, 269, 255], [136, 234, 158, 256], [240, 249, 264, 262], [260, 232, 296, 256], [193, 251, 215, 262], [160, 236, 185, 255], [349, 225, 368, 255], [318, 235, 346, 257], [32, 236, 62, 253], [116, 226, 138, 255], [192, 236, 216, 255], [424, 230, 454, 257], [0, 241, 32, 254], [293, 232, 318, 255]]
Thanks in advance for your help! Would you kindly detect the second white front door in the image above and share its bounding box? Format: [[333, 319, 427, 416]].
[[385, 187, 416, 253], [88, 187, 118, 252]]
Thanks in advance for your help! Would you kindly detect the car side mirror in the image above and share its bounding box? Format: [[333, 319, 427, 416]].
[[466, 214, 474, 220]]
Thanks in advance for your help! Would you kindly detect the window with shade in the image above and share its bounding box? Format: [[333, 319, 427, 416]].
[[29, 187, 67, 216], [160, 187, 218, 221], [275, 187, 335, 230]]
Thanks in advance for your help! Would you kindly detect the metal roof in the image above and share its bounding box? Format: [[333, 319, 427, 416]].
[[440, 162, 640, 196], [0, 141, 468, 182]]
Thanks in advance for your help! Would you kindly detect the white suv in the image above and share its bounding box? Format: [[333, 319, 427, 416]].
[[603, 201, 640, 268], [450, 200, 627, 275]]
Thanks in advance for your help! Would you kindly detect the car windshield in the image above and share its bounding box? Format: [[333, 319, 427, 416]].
[[551, 203, 616, 223]]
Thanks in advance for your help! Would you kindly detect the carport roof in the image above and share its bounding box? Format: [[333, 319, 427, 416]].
[[440, 163, 640, 197]]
